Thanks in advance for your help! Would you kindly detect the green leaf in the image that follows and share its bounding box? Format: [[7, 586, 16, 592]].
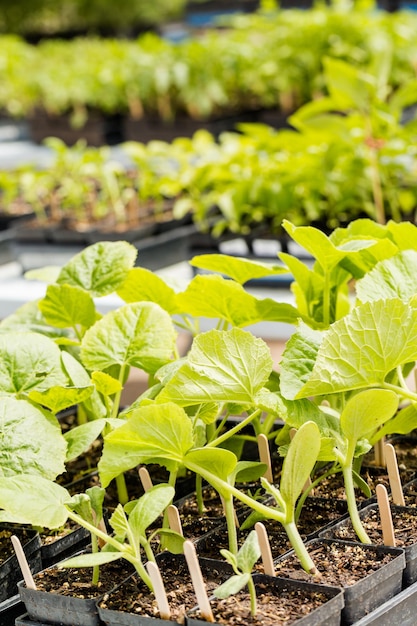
[[39, 283, 97, 330], [190, 254, 288, 285], [280, 421, 321, 510], [236, 530, 261, 573], [81, 302, 177, 376], [129, 484, 175, 539], [0, 397, 67, 478], [232, 461, 267, 485], [28, 385, 94, 414], [60, 351, 107, 421], [340, 389, 398, 442], [109, 504, 129, 539], [64, 418, 117, 462], [117, 267, 181, 315], [214, 574, 250, 599], [57, 241, 137, 297], [99, 403, 193, 486], [157, 328, 272, 406], [323, 57, 374, 111], [60, 552, 122, 569], [377, 403, 417, 439], [91, 371, 123, 396], [280, 323, 323, 400], [0, 474, 70, 528], [0, 331, 67, 394], [282, 221, 347, 273], [185, 447, 237, 485], [177, 275, 298, 327], [356, 250, 417, 303], [298, 299, 417, 397]]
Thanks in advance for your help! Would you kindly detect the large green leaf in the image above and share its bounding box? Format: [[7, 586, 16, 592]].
[[356, 250, 417, 303], [60, 351, 107, 421], [129, 484, 175, 539], [190, 254, 288, 285], [0, 332, 67, 394], [340, 389, 398, 442], [28, 385, 94, 414], [98, 402, 194, 486], [280, 421, 321, 510], [81, 302, 177, 375], [57, 241, 137, 297], [0, 474, 70, 528], [279, 323, 323, 399], [117, 267, 181, 315], [157, 328, 272, 406], [298, 299, 417, 397], [39, 283, 97, 330], [282, 221, 348, 273], [185, 447, 237, 486], [176, 275, 298, 327], [0, 397, 67, 478]]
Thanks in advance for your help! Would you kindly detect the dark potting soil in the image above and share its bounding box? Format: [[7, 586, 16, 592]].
[[0, 528, 34, 564], [323, 506, 417, 547], [311, 465, 414, 502], [274, 541, 397, 586], [99, 560, 213, 623], [32, 559, 134, 600], [190, 582, 334, 626], [98, 559, 332, 626]]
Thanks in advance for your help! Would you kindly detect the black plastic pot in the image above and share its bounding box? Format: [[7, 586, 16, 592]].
[[0, 526, 42, 602], [17, 550, 129, 626], [319, 503, 417, 588], [40, 524, 91, 569], [186, 573, 344, 626], [0, 593, 25, 626], [274, 537, 405, 625], [18, 580, 103, 626], [353, 577, 417, 625]]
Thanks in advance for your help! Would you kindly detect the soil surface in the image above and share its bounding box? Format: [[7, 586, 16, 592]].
[[98, 556, 335, 626], [274, 540, 398, 587], [321, 505, 417, 547]]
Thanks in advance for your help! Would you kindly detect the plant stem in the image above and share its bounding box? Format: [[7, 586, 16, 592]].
[[382, 381, 417, 404], [196, 473, 204, 515], [91, 532, 99, 585], [342, 464, 371, 543], [115, 473, 129, 506], [207, 409, 261, 449], [66, 509, 154, 590], [223, 494, 238, 555], [295, 464, 340, 522], [247, 575, 257, 617], [284, 521, 319, 574]]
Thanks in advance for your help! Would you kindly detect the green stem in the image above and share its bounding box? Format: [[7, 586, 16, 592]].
[[247, 575, 257, 617], [115, 473, 129, 506], [111, 363, 127, 419], [207, 409, 261, 449], [322, 271, 331, 328], [196, 474, 204, 515], [342, 464, 371, 543], [382, 382, 417, 404], [91, 532, 99, 585], [222, 494, 238, 556], [295, 464, 340, 522], [283, 521, 318, 574], [65, 509, 154, 590], [184, 461, 318, 574]]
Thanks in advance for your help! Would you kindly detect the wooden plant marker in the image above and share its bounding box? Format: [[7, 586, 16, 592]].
[[11, 535, 37, 590], [257, 434, 273, 482], [290, 428, 313, 494], [167, 504, 183, 536], [376, 484, 396, 547], [374, 436, 386, 467], [255, 522, 275, 577], [146, 560, 171, 620], [139, 466, 153, 493], [183, 540, 214, 623], [384, 442, 405, 506]]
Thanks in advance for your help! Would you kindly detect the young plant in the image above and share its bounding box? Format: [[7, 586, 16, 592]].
[[214, 530, 261, 618], [0, 475, 181, 594]]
